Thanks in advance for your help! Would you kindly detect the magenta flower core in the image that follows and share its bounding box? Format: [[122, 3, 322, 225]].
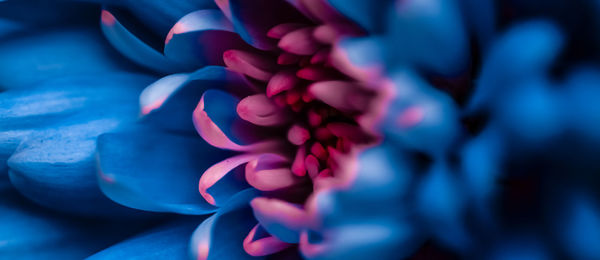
[[188, 1, 392, 257]]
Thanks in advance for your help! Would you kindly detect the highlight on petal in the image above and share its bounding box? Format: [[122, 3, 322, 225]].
[[96, 129, 230, 215], [164, 9, 252, 69], [100, 8, 185, 73], [140, 66, 254, 132], [245, 154, 305, 191]]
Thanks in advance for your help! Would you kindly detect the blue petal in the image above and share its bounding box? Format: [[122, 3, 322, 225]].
[[327, 0, 392, 33], [0, 27, 141, 90], [101, 8, 186, 74], [385, 0, 469, 75], [384, 71, 460, 156], [89, 218, 202, 260], [190, 189, 260, 260], [416, 161, 470, 251], [96, 129, 233, 215], [140, 66, 253, 132], [227, 0, 310, 50], [557, 194, 600, 260], [2, 73, 156, 216], [458, 0, 496, 51], [564, 68, 600, 143], [164, 9, 252, 69], [0, 182, 152, 259], [124, 0, 216, 37], [0, 1, 98, 38], [467, 21, 563, 113]]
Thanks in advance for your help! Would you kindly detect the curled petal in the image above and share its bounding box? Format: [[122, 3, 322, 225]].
[[245, 154, 305, 191], [199, 154, 258, 206], [237, 94, 290, 126], [165, 9, 252, 69], [243, 224, 293, 256], [251, 197, 307, 243]]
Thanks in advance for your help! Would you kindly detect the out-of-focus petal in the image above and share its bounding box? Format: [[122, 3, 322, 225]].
[[385, 0, 469, 75], [467, 21, 563, 113], [140, 66, 254, 132], [96, 129, 232, 215], [0, 27, 140, 90], [226, 0, 310, 50], [190, 189, 260, 260], [164, 9, 252, 69], [555, 194, 600, 260], [89, 219, 202, 260], [383, 71, 460, 156], [1, 73, 156, 216], [326, 0, 392, 32]]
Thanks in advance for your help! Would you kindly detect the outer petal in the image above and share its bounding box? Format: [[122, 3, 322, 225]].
[[96, 129, 232, 215], [1, 73, 156, 216], [89, 218, 202, 260], [140, 66, 255, 132], [326, 0, 391, 32], [101, 8, 186, 73], [164, 9, 252, 69], [0, 27, 139, 90], [0, 181, 150, 259]]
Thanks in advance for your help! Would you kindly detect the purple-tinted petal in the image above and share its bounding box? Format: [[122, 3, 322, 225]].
[[190, 189, 261, 260], [226, 0, 310, 50], [164, 9, 252, 69], [0, 27, 139, 90], [96, 129, 231, 215], [101, 8, 186, 73], [2, 73, 156, 217], [0, 180, 151, 259], [140, 66, 255, 132], [89, 219, 202, 260]]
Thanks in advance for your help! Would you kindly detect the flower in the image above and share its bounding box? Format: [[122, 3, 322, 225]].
[[3, 0, 600, 259]]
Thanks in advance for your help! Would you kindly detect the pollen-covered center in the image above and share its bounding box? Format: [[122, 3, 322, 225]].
[[222, 22, 376, 182]]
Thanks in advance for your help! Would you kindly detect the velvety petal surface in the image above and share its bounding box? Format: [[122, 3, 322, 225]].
[[0, 27, 140, 90], [96, 129, 232, 214], [1, 73, 156, 216]]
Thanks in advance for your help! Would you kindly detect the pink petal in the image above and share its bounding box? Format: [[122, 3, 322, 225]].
[[198, 154, 259, 205], [193, 94, 282, 152], [223, 50, 276, 81], [278, 28, 321, 55], [287, 124, 311, 146], [245, 154, 304, 191], [267, 23, 309, 39], [237, 94, 290, 126], [250, 197, 307, 243], [308, 81, 373, 113], [267, 70, 300, 97], [243, 224, 292, 256]]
